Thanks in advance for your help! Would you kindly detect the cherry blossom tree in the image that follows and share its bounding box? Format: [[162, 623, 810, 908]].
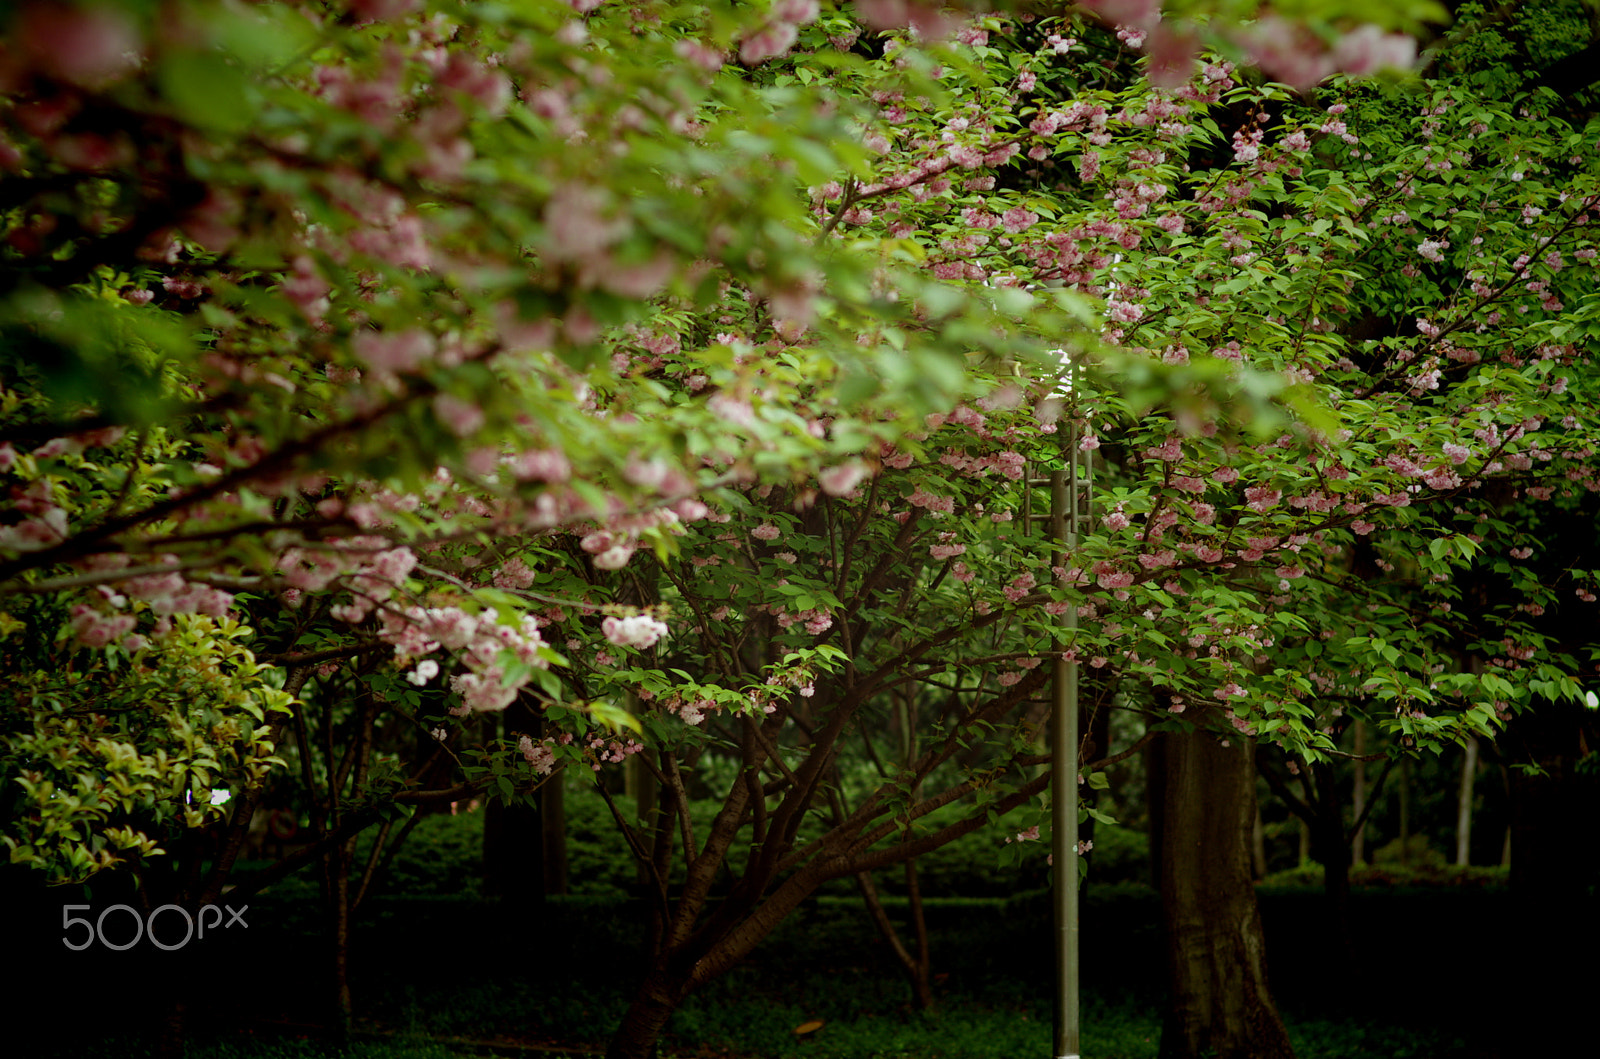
[[2, 0, 1411, 894], [484, 8, 1595, 1057], [0, 0, 1100, 886]]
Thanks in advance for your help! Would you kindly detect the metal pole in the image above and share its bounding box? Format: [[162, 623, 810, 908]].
[[1051, 454, 1081, 1059]]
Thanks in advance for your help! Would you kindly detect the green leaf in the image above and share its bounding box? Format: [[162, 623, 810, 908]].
[[159, 51, 253, 133]]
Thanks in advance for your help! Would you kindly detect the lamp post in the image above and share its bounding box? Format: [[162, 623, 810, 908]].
[[1051, 425, 1091, 1059]]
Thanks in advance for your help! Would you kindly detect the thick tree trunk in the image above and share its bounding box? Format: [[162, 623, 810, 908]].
[[1155, 726, 1294, 1059], [483, 795, 545, 907], [1494, 701, 1600, 1055], [1250, 803, 1267, 880]]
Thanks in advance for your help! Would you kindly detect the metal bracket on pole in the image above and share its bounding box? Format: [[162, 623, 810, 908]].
[[1051, 426, 1092, 1059]]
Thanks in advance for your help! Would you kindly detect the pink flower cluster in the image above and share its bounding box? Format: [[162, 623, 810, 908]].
[[602, 614, 670, 650], [930, 531, 967, 560], [737, 0, 818, 65], [377, 604, 551, 713], [519, 734, 559, 776], [1003, 571, 1036, 603]]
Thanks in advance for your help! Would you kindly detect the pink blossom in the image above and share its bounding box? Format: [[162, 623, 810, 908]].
[[493, 558, 536, 591], [1146, 437, 1182, 461], [752, 523, 781, 541], [519, 734, 557, 775], [946, 143, 985, 169], [602, 614, 669, 649], [354, 329, 435, 373], [593, 545, 634, 570], [15, 2, 141, 87], [0, 508, 69, 552], [1244, 486, 1281, 512], [433, 393, 485, 437], [1095, 564, 1134, 590], [67, 605, 136, 649], [1003, 571, 1036, 603], [1001, 207, 1039, 233], [708, 393, 757, 429], [1330, 25, 1416, 77], [819, 462, 868, 496], [544, 184, 628, 263]]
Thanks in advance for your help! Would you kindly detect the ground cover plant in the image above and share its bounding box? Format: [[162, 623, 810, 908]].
[[53, 886, 1487, 1059]]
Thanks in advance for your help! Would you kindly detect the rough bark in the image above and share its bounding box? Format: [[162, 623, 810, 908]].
[[1156, 724, 1294, 1059], [605, 967, 688, 1059], [1249, 805, 1266, 879]]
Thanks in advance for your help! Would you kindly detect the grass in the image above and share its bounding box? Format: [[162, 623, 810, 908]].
[[64, 995, 1477, 1059], [39, 888, 1499, 1059]]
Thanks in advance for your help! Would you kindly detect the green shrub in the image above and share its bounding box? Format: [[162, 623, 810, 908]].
[[1258, 862, 1509, 892], [1373, 834, 1446, 867], [356, 809, 486, 899]]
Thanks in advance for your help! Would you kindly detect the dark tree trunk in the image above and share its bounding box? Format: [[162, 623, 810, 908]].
[[596, 658, 1055, 1059], [1351, 721, 1367, 865], [903, 857, 933, 1010], [543, 765, 569, 896], [605, 966, 689, 1059], [325, 842, 354, 1045], [1155, 725, 1294, 1059], [1491, 700, 1600, 1056], [1397, 758, 1411, 864], [484, 697, 549, 907], [1307, 760, 1354, 977], [854, 867, 935, 1010], [484, 796, 545, 907]]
